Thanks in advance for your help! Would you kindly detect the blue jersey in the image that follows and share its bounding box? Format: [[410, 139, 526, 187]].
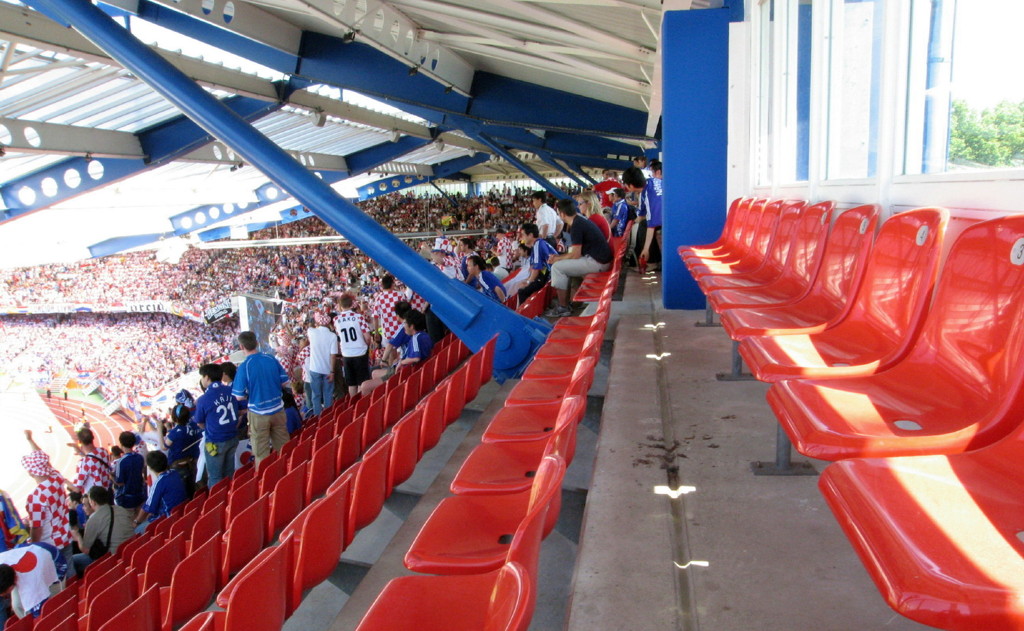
[[232, 353, 289, 415], [195, 381, 240, 443], [529, 239, 558, 272], [472, 270, 507, 302], [114, 451, 146, 509], [166, 422, 202, 463], [403, 331, 433, 362], [641, 177, 663, 228], [143, 470, 186, 521], [611, 199, 630, 237]]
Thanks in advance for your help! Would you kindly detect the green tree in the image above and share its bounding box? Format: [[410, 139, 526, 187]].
[[949, 99, 1024, 167]]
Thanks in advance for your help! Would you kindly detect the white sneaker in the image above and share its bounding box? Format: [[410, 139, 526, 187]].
[[544, 305, 572, 317]]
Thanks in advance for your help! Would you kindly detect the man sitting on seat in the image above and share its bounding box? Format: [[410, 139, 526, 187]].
[[359, 310, 434, 396], [544, 199, 614, 317]]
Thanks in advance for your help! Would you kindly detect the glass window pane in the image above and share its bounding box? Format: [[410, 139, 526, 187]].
[[826, 0, 883, 179], [905, 0, 1024, 174]]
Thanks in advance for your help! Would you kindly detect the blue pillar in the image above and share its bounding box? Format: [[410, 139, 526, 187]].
[[661, 9, 730, 309], [31, 0, 549, 378]]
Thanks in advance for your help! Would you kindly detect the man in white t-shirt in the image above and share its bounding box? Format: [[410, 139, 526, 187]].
[[305, 311, 338, 415], [531, 191, 563, 247], [333, 295, 373, 397]]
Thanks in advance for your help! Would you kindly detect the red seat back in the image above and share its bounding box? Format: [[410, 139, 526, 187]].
[[443, 369, 466, 426], [362, 398, 385, 451], [269, 461, 307, 536], [86, 572, 138, 631], [282, 481, 348, 615], [388, 408, 422, 494], [286, 437, 313, 470], [221, 494, 267, 584], [190, 502, 225, 554], [347, 434, 394, 546], [226, 476, 258, 525], [257, 451, 286, 495], [219, 543, 289, 631], [95, 585, 160, 631], [306, 441, 337, 503], [417, 385, 447, 455], [141, 533, 186, 591], [163, 537, 220, 628], [483, 563, 534, 631], [337, 416, 364, 473]]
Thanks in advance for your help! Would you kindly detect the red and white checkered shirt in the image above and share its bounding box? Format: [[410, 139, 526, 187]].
[[295, 345, 311, 383], [405, 288, 428, 312], [26, 477, 70, 548], [75, 447, 111, 492], [372, 290, 406, 341], [496, 237, 518, 267]]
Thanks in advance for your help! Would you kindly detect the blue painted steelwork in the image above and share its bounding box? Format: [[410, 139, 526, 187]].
[[0, 96, 281, 221], [567, 163, 599, 186], [535, 151, 587, 188], [33, 0, 549, 377], [344, 137, 433, 176], [357, 154, 489, 201], [796, 3, 812, 181], [472, 134, 570, 201], [0, 156, 143, 221], [88, 233, 169, 258], [661, 9, 730, 310], [129, 0, 298, 73]]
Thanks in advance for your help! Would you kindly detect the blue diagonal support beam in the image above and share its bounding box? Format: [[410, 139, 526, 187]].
[[472, 134, 570, 201], [356, 153, 488, 201], [344, 137, 433, 176], [569, 163, 600, 186], [536, 151, 587, 189], [32, 0, 548, 375], [0, 96, 282, 221]]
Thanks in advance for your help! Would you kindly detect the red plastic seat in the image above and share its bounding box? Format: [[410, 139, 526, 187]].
[[362, 398, 385, 451], [819, 435, 1024, 631], [158, 537, 219, 631], [546, 311, 608, 343], [678, 197, 748, 258], [697, 200, 812, 292], [404, 455, 565, 575], [256, 451, 286, 495], [279, 479, 348, 615], [521, 342, 600, 381], [388, 408, 422, 494], [717, 204, 879, 339], [306, 440, 337, 502], [38, 578, 77, 621], [503, 356, 596, 407], [268, 461, 307, 537], [463, 353, 484, 404], [225, 476, 257, 525], [201, 484, 228, 515], [484, 374, 590, 443], [738, 207, 948, 381], [682, 197, 760, 265], [706, 201, 833, 311], [347, 434, 394, 546], [139, 533, 186, 592], [532, 330, 603, 361], [416, 385, 447, 455], [337, 415, 364, 473], [128, 535, 163, 574], [83, 572, 137, 631], [189, 503, 225, 554], [451, 397, 583, 496], [221, 493, 267, 585], [404, 369, 422, 411], [286, 437, 313, 470], [442, 369, 466, 427], [354, 562, 533, 631], [192, 543, 288, 631], [382, 381, 406, 430], [769, 214, 1024, 460], [96, 585, 160, 631], [688, 199, 785, 276]]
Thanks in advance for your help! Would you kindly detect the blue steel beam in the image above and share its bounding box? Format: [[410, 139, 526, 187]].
[[344, 137, 433, 176], [535, 151, 587, 189], [472, 134, 570, 201], [0, 96, 281, 221], [567, 162, 600, 186], [356, 154, 489, 201], [31, 0, 548, 376]]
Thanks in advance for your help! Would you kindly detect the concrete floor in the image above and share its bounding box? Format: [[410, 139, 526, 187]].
[[282, 268, 937, 631], [568, 270, 935, 631]]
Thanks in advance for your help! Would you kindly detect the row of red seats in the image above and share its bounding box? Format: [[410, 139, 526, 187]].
[[683, 198, 1024, 630], [355, 284, 615, 630], [19, 334, 479, 631]]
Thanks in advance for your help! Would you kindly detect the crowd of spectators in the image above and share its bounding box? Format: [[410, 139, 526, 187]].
[[0, 314, 236, 398], [0, 186, 588, 403]]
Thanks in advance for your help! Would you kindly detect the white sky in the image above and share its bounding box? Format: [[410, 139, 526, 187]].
[[951, 0, 1024, 109]]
